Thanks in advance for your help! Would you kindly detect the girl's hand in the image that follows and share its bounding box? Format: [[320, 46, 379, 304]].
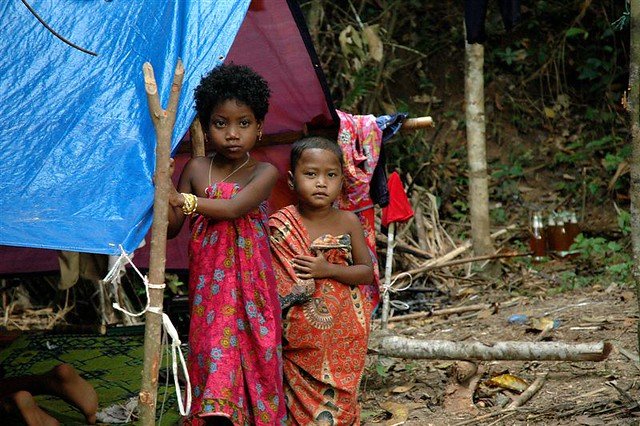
[[292, 253, 330, 280], [168, 187, 184, 208]]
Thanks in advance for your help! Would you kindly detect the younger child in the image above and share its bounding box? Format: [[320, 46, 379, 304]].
[[268, 136, 375, 425], [166, 63, 286, 425]]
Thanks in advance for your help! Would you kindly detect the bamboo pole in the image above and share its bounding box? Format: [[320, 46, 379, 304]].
[[370, 335, 612, 362], [139, 60, 184, 426], [400, 116, 434, 131]]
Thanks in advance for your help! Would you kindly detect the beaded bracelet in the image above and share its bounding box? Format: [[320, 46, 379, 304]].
[[181, 193, 198, 215]]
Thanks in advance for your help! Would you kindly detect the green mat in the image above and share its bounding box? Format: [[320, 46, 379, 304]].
[[0, 327, 182, 425]]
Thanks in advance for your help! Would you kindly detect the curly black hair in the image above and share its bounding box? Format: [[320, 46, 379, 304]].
[[194, 63, 271, 129], [290, 136, 344, 173]]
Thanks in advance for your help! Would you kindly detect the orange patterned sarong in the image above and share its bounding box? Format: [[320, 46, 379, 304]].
[[269, 205, 376, 425]]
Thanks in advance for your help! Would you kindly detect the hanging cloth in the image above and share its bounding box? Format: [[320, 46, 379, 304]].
[[336, 110, 382, 306], [381, 172, 415, 227], [465, 0, 522, 44]]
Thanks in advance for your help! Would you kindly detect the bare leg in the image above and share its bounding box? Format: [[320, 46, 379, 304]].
[[0, 364, 98, 425], [10, 391, 60, 426], [44, 364, 98, 425]]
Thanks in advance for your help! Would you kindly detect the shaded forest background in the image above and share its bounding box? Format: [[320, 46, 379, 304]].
[[300, 0, 632, 286]]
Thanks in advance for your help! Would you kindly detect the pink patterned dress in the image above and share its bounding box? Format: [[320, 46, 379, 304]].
[[186, 181, 286, 426]]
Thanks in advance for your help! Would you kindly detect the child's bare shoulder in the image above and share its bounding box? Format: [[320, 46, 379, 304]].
[[253, 160, 279, 181], [334, 209, 361, 227], [255, 160, 278, 173], [184, 155, 210, 170]]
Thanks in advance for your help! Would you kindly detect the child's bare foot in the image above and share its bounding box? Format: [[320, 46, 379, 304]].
[[11, 391, 60, 426], [47, 364, 98, 424]]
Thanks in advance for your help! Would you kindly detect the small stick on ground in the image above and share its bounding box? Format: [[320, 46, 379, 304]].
[[505, 371, 548, 409]]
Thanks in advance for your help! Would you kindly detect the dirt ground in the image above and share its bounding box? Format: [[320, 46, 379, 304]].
[[359, 263, 640, 425]]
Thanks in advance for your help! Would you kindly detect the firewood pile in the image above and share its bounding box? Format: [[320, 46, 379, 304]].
[[1, 280, 72, 330], [373, 184, 519, 320]]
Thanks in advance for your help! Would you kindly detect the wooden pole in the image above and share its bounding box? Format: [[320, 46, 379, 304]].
[[139, 60, 184, 426], [380, 222, 396, 328], [465, 39, 496, 270], [189, 117, 205, 158]]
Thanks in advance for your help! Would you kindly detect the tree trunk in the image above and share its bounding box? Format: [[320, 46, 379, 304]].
[[630, 0, 640, 352], [465, 41, 495, 262], [370, 334, 611, 362], [139, 60, 184, 426]]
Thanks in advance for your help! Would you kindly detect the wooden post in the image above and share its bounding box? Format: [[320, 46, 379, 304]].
[[464, 40, 495, 266], [189, 117, 205, 158], [380, 222, 396, 328], [139, 60, 184, 426]]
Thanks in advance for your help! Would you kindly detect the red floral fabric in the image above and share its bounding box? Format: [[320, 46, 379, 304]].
[[185, 182, 286, 426], [269, 205, 375, 425]]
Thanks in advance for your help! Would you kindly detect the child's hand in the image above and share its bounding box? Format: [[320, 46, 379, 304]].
[[168, 187, 184, 208], [292, 252, 330, 280]]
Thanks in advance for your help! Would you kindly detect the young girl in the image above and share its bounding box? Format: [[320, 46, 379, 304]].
[[268, 137, 375, 425], [166, 64, 286, 426]]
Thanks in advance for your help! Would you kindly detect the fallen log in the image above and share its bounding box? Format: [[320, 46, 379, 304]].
[[369, 334, 612, 362]]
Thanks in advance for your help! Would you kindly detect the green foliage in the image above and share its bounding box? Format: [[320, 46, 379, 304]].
[[451, 200, 469, 222], [563, 208, 632, 287], [490, 206, 508, 225]]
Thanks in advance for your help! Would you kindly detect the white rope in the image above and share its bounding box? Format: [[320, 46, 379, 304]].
[[162, 312, 191, 416], [382, 271, 414, 311], [102, 245, 191, 416]]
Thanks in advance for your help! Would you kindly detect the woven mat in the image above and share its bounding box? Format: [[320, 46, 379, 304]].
[[0, 327, 182, 425]]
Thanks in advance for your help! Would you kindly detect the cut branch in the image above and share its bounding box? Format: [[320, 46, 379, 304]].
[[375, 297, 521, 324], [139, 60, 184, 426], [505, 372, 548, 409]]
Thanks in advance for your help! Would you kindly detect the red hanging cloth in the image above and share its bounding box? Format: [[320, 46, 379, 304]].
[[381, 171, 414, 227]]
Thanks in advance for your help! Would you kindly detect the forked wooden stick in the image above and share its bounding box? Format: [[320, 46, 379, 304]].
[[139, 59, 184, 426]]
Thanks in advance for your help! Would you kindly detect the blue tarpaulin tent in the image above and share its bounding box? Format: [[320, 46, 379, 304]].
[[0, 0, 336, 259]]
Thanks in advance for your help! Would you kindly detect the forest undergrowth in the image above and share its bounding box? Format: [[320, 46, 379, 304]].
[[301, 0, 633, 290]]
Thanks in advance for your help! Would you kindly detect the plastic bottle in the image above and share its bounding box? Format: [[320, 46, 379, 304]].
[[529, 213, 546, 261]]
